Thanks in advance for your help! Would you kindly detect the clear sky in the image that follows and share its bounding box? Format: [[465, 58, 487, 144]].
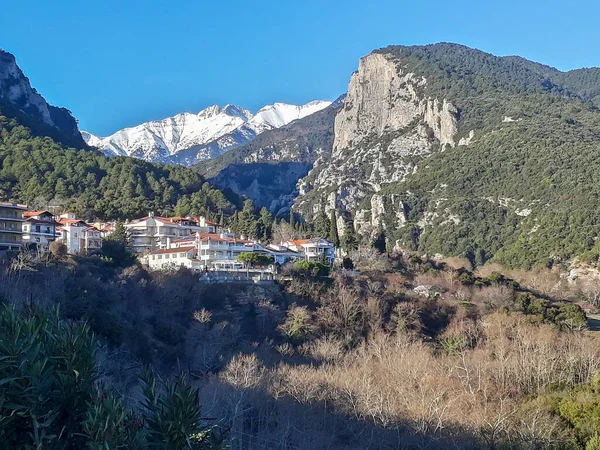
[[1, 0, 598, 136]]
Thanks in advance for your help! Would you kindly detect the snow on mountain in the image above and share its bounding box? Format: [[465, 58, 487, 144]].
[[83, 100, 331, 165]]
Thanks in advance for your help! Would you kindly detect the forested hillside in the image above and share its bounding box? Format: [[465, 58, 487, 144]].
[[372, 44, 600, 269], [0, 109, 237, 219], [281, 43, 600, 269]]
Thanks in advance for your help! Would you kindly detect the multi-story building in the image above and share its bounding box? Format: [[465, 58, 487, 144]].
[[22, 210, 58, 250], [125, 213, 224, 254], [56, 215, 102, 254], [197, 232, 255, 269], [147, 246, 198, 271], [0, 201, 27, 251], [281, 238, 335, 265], [259, 243, 302, 265]]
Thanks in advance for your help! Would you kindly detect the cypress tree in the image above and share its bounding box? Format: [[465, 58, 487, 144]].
[[329, 210, 340, 247]]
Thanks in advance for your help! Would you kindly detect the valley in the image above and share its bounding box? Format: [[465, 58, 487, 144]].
[[3, 35, 600, 450]]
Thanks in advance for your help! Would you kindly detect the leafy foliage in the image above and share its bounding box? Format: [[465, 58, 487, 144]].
[[0, 304, 226, 449]]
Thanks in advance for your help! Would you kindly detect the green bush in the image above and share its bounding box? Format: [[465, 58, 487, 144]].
[[0, 305, 226, 449]]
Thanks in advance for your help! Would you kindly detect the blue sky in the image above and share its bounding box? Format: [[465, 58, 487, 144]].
[[1, 0, 599, 136]]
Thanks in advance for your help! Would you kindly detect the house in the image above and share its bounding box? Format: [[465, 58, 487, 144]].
[[56, 215, 101, 254], [0, 201, 27, 251], [197, 232, 255, 269], [125, 213, 225, 254], [22, 210, 58, 250], [124, 214, 185, 254], [282, 238, 335, 265], [147, 246, 199, 271], [257, 243, 302, 265], [94, 222, 115, 239], [82, 226, 103, 254]]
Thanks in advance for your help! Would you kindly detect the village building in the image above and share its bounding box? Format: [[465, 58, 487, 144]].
[[22, 210, 58, 250], [0, 201, 27, 251], [56, 214, 102, 254], [281, 238, 336, 265], [147, 246, 198, 271], [125, 213, 224, 254]]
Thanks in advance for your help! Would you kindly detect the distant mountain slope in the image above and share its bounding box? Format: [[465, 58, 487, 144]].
[[0, 50, 236, 220], [0, 49, 85, 148], [195, 98, 342, 215], [84, 101, 331, 166], [292, 42, 600, 268]]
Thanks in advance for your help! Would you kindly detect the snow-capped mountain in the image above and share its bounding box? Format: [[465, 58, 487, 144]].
[[83, 100, 331, 165]]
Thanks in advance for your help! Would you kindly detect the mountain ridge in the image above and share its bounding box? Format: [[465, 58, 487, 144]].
[[83, 100, 331, 165], [0, 48, 86, 148]]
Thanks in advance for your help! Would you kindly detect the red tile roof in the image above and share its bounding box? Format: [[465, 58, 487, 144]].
[[287, 239, 310, 246], [58, 217, 89, 226], [24, 210, 52, 217], [149, 246, 195, 255]]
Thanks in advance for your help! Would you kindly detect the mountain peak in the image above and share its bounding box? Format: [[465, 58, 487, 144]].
[[0, 48, 85, 148], [84, 100, 330, 165]]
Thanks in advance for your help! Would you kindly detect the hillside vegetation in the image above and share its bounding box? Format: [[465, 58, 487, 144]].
[[371, 44, 600, 268], [3, 246, 600, 449], [0, 108, 237, 219]]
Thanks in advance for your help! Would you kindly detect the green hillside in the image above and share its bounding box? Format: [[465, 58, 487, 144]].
[[0, 107, 237, 219], [375, 44, 600, 268]]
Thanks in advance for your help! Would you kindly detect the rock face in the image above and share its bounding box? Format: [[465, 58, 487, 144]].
[[294, 51, 458, 236], [0, 49, 84, 147], [195, 99, 342, 215]]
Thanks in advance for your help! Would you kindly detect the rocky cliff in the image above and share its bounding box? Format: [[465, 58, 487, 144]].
[[0, 49, 85, 148], [293, 50, 458, 238]]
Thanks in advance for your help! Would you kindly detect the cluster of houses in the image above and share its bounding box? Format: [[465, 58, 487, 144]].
[[0, 202, 335, 271]]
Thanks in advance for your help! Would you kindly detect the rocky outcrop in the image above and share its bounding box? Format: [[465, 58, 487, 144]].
[[294, 51, 458, 235], [0, 49, 84, 147]]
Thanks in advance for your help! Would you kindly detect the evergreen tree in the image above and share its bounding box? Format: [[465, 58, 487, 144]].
[[314, 211, 331, 238], [258, 207, 273, 241], [329, 210, 340, 247], [289, 209, 296, 230], [341, 218, 358, 252], [238, 199, 258, 239]]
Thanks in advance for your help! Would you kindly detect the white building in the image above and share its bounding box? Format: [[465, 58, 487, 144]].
[[197, 232, 255, 269], [0, 201, 26, 251], [22, 210, 58, 250], [56, 215, 102, 255], [147, 246, 198, 271], [281, 238, 335, 265], [124, 213, 220, 254], [256, 243, 302, 265]]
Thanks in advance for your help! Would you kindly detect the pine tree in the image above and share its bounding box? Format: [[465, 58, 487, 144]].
[[314, 211, 331, 238], [329, 210, 340, 247], [258, 207, 273, 241]]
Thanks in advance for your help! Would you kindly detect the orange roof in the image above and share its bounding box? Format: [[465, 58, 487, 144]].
[[205, 220, 219, 226], [100, 224, 114, 232], [149, 246, 195, 255], [24, 210, 52, 217], [198, 232, 250, 244], [58, 217, 89, 226], [287, 239, 310, 246]]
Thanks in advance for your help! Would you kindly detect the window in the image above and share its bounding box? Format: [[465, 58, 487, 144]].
[[152, 255, 155, 260], [157, 255, 162, 260], [180, 253, 185, 257], [165, 254, 170, 259]]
